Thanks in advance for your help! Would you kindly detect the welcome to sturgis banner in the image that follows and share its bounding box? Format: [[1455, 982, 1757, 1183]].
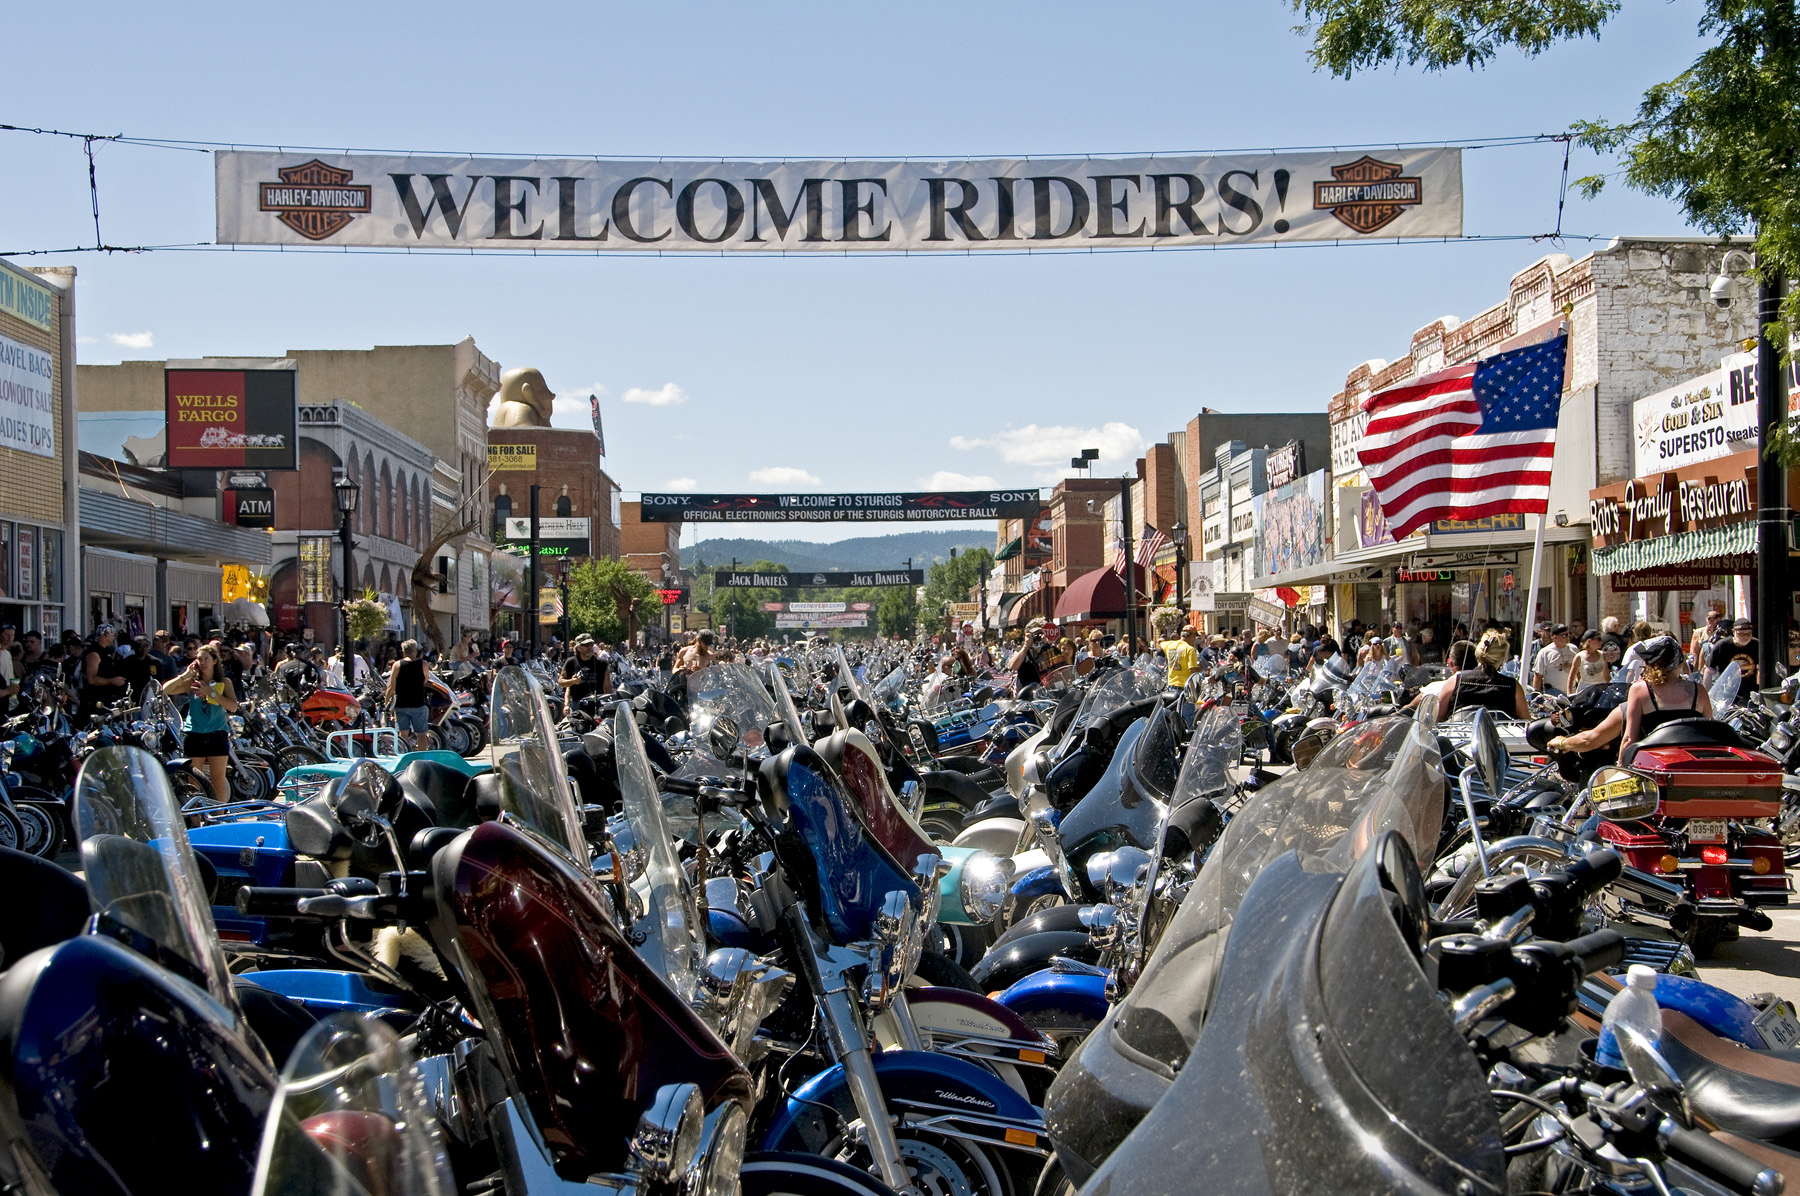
[[214, 148, 1462, 252]]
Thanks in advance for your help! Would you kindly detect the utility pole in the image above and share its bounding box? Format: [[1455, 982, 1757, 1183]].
[[1756, 266, 1789, 688], [527, 484, 541, 658]]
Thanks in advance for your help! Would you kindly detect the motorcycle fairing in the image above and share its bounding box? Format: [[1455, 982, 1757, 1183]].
[[0, 934, 275, 1196], [992, 968, 1111, 1028], [433, 820, 749, 1178], [759, 746, 919, 945]]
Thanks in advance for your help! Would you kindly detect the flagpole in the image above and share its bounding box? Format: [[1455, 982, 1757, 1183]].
[[1523, 510, 1548, 664], [1120, 476, 1137, 658]]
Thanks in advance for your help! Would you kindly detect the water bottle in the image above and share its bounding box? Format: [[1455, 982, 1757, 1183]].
[[1595, 963, 1662, 1070]]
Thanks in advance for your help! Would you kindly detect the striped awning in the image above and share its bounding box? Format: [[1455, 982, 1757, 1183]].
[[1592, 522, 1757, 576]]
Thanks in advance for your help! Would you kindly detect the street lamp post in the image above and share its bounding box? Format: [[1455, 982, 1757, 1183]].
[[333, 475, 361, 654]]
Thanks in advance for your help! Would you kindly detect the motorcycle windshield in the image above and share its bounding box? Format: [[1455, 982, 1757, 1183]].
[[1087, 841, 1504, 1195], [1111, 716, 1443, 1069], [762, 660, 810, 745], [252, 1013, 453, 1196], [1055, 702, 1180, 867], [872, 665, 906, 706], [73, 745, 241, 1016], [1176, 704, 1243, 807], [614, 704, 703, 1001], [1055, 665, 1165, 757], [1711, 659, 1743, 709], [834, 644, 872, 704], [489, 665, 587, 865], [1252, 654, 1289, 680], [688, 662, 779, 754]]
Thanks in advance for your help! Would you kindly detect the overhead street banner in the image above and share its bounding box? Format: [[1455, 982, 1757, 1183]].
[[215, 150, 1462, 252], [649, 491, 1040, 523], [717, 570, 923, 589], [776, 613, 869, 629]]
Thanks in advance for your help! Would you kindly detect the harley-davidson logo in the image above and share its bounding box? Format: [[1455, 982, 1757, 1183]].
[[1313, 156, 1422, 235], [258, 160, 372, 241]]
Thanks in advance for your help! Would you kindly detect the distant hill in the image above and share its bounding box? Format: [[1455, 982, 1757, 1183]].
[[681, 529, 994, 572]]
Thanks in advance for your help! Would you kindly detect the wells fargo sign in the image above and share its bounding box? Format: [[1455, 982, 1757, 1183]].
[[1588, 449, 1759, 550], [163, 365, 297, 470]]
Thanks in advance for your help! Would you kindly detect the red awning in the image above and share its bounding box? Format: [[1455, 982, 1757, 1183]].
[[1054, 565, 1145, 621]]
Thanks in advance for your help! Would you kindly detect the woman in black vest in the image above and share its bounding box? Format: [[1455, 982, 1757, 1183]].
[[1435, 629, 1530, 722]]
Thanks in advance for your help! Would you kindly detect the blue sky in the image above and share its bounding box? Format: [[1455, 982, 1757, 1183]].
[[4, 1, 1717, 545]]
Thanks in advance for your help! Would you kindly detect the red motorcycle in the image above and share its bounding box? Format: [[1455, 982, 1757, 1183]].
[[1588, 718, 1790, 954]]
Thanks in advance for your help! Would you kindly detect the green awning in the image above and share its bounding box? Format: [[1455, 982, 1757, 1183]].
[[1593, 522, 1756, 576], [994, 536, 1023, 562]]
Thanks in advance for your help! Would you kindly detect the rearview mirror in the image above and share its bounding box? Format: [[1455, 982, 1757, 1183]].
[[1614, 1023, 1691, 1128], [1470, 708, 1506, 799]]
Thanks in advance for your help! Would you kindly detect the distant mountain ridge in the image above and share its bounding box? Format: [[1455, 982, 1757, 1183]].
[[681, 529, 993, 572]]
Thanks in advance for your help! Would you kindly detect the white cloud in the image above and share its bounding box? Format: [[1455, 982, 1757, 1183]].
[[950, 421, 1146, 471], [917, 470, 998, 489], [662, 476, 699, 491], [621, 382, 688, 407], [107, 331, 154, 350], [748, 465, 821, 487]]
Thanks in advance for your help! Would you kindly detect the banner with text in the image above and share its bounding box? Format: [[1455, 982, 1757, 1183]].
[[0, 333, 55, 459], [216, 149, 1463, 253], [716, 569, 923, 589], [658, 491, 1038, 523]]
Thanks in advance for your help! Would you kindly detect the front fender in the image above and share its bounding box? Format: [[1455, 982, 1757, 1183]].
[[994, 968, 1111, 1028], [970, 930, 1100, 992], [1009, 864, 1062, 907], [760, 1049, 1041, 1154]]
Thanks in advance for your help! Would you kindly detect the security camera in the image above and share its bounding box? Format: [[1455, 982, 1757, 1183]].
[[1710, 274, 1737, 307]]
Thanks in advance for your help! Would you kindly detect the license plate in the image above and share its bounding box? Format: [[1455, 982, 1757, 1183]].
[[1596, 778, 1645, 801], [1756, 1001, 1800, 1050], [1686, 819, 1728, 843]]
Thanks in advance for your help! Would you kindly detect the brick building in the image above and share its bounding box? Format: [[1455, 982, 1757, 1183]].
[[0, 263, 78, 638], [1307, 238, 1761, 643]]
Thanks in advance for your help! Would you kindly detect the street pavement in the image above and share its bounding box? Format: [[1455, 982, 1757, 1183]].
[[1693, 906, 1800, 1005]]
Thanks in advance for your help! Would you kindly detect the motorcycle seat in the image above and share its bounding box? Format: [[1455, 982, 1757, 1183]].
[[398, 759, 475, 826], [0, 844, 91, 967], [1661, 1009, 1800, 1148], [1631, 717, 1753, 755]]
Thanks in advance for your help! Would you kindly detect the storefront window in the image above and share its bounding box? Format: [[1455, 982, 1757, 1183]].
[[123, 596, 146, 639], [170, 603, 190, 636], [40, 529, 60, 605], [90, 592, 116, 628], [15, 527, 34, 601], [0, 523, 12, 599]]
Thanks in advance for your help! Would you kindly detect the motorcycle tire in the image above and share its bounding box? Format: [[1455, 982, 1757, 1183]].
[[168, 767, 218, 808], [1032, 1157, 1077, 1196], [459, 715, 488, 754], [918, 802, 967, 844], [739, 1153, 901, 1196], [12, 801, 63, 858], [0, 805, 23, 852], [912, 950, 982, 993], [436, 718, 473, 757], [229, 760, 271, 803], [823, 1131, 1009, 1196], [272, 745, 326, 776]]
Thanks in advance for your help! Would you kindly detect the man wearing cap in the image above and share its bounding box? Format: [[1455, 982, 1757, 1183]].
[[560, 634, 611, 704], [79, 624, 130, 725], [1707, 618, 1759, 688], [1689, 607, 1725, 672], [1532, 624, 1577, 695]]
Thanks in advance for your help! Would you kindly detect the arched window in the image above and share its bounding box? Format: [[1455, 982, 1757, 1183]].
[[556, 495, 572, 518], [397, 471, 409, 544], [492, 493, 512, 540]]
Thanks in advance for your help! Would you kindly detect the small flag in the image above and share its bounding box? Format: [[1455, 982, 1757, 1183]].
[[1135, 524, 1167, 568], [590, 394, 606, 458]]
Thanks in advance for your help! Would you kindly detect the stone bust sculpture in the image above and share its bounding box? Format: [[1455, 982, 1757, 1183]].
[[491, 367, 556, 428]]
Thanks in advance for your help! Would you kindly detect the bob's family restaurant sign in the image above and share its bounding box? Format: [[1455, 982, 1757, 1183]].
[[1588, 449, 1772, 585]]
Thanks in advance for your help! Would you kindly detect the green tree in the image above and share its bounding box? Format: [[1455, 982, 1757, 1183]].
[[566, 556, 655, 645], [878, 584, 919, 639], [709, 560, 786, 641], [920, 548, 993, 636], [1289, 0, 1800, 461]]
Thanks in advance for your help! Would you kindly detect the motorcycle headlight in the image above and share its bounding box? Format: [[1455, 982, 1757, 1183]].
[[959, 851, 1014, 924], [684, 1101, 747, 1196]]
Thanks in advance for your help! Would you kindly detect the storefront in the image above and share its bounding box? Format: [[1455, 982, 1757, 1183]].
[[0, 262, 78, 638], [1589, 448, 1793, 638]]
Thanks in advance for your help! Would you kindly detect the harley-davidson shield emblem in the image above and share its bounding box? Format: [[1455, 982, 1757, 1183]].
[[1313, 156, 1423, 235], [258, 160, 372, 241]]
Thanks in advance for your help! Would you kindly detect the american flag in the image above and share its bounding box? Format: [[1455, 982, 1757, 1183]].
[[1357, 333, 1566, 540], [1135, 524, 1167, 568], [1113, 519, 1129, 576]]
